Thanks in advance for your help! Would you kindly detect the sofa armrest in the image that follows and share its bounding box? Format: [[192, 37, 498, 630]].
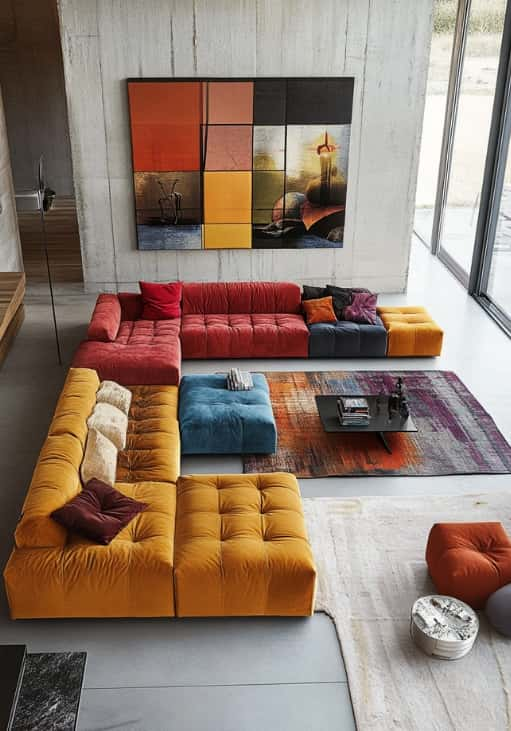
[[88, 294, 121, 342]]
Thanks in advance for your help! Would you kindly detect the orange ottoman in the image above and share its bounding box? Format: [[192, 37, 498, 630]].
[[377, 306, 443, 356], [426, 522, 511, 609], [174, 473, 316, 617]]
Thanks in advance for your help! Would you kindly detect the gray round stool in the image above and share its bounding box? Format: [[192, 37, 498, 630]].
[[486, 584, 511, 637]]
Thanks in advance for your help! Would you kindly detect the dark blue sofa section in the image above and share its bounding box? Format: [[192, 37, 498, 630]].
[[307, 316, 388, 358]]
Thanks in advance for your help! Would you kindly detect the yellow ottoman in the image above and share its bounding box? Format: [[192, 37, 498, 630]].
[[377, 306, 443, 357], [174, 473, 316, 617]]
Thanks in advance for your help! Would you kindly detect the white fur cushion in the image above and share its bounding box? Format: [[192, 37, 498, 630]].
[[81, 428, 117, 487], [96, 380, 132, 416], [87, 402, 128, 451]]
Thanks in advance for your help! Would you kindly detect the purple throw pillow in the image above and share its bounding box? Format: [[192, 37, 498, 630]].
[[51, 479, 147, 545], [343, 292, 378, 325]]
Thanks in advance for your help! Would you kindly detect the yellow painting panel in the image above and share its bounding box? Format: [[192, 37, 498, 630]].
[[203, 171, 252, 223], [204, 224, 252, 249]]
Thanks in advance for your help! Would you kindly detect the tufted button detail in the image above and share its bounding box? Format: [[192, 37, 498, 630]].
[[173, 473, 317, 616]]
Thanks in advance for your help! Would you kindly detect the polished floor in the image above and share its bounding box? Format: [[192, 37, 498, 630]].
[[0, 238, 510, 730]]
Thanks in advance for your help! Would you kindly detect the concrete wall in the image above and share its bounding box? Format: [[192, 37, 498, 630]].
[[58, 0, 434, 293], [0, 87, 23, 272], [0, 0, 74, 196]]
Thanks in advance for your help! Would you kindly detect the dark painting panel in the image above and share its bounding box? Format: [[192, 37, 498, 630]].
[[286, 78, 354, 125], [253, 79, 287, 125]]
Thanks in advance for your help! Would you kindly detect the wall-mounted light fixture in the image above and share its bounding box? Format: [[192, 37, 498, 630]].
[[15, 156, 62, 364]]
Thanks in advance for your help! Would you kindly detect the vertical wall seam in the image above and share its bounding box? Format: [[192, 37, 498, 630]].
[[170, 11, 175, 77], [192, 0, 198, 74], [348, 0, 371, 282], [95, 0, 119, 288]]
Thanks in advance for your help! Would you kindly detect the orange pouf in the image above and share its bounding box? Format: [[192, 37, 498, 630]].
[[426, 522, 511, 609], [377, 306, 443, 356]]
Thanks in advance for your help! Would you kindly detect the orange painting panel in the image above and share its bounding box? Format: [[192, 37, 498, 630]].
[[207, 81, 253, 124], [203, 172, 252, 224], [128, 81, 202, 171]]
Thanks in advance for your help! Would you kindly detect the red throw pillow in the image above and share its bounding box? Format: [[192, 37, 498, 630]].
[[139, 281, 182, 320], [302, 296, 337, 325], [51, 479, 147, 545]]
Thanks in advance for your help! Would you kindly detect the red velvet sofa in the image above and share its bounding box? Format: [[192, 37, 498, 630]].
[[180, 282, 308, 359], [73, 282, 308, 385], [73, 292, 182, 385]]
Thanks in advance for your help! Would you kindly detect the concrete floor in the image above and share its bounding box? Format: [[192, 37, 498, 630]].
[[0, 238, 510, 730]]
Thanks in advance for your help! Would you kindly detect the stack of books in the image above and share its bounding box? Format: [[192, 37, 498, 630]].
[[226, 368, 254, 391], [337, 397, 370, 426]]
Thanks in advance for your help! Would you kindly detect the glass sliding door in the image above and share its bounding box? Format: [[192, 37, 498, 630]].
[[485, 186, 511, 320], [438, 0, 506, 282], [414, 1, 456, 247], [478, 114, 511, 327]]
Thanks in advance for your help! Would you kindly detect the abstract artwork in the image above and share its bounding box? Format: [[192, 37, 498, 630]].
[[127, 78, 354, 250]]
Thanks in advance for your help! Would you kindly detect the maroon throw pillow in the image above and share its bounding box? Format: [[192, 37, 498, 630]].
[[343, 292, 378, 325], [139, 281, 182, 320], [51, 479, 147, 545]]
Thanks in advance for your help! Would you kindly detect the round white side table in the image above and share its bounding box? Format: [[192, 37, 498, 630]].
[[410, 594, 479, 660]]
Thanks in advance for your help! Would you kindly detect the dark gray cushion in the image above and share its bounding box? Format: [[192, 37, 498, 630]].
[[308, 316, 387, 358], [324, 285, 353, 318], [302, 285, 327, 301], [486, 584, 511, 637]]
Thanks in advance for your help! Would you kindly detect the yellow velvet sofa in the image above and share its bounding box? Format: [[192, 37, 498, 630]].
[[4, 368, 316, 619], [4, 367, 179, 619]]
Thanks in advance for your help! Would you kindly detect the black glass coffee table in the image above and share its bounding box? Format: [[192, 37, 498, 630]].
[[315, 394, 417, 454]]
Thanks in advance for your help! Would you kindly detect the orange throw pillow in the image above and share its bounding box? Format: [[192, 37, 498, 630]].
[[302, 296, 337, 325]]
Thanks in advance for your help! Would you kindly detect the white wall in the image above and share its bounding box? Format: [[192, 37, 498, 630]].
[[0, 86, 23, 272], [58, 0, 433, 293]]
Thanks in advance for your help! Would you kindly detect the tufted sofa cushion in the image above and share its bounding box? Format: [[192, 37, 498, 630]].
[[179, 374, 276, 454], [5, 481, 176, 618], [180, 313, 309, 358], [426, 522, 511, 609], [174, 473, 316, 616], [378, 306, 443, 357], [308, 317, 387, 358], [117, 384, 180, 484], [73, 318, 181, 385], [182, 281, 302, 315]]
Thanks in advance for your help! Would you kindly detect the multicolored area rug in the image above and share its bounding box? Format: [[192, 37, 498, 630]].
[[243, 371, 511, 478]]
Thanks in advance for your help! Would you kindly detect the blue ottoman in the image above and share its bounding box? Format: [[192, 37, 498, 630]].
[[179, 374, 277, 454], [308, 317, 388, 358]]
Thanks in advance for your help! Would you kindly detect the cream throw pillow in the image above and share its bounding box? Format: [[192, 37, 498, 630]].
[[81, 428, 117, 487], [96, 380, 132, 416], [87, 402, 128, 451]]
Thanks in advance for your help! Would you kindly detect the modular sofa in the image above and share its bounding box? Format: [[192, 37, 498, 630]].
[[72, 282, 444, 386], [4, 368, 316, 619]]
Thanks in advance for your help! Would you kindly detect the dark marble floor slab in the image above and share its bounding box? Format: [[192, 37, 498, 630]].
[[11, 652, 86, 731]]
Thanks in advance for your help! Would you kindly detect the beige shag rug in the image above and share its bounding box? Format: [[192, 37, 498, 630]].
[[303, 492, 511, 731]]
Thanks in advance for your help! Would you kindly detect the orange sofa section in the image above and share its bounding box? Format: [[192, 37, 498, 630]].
[[4, 368, 179, 619], [174, 473, 316, 617], [377, 306, 443, 357], [426, 522, 511, 609]]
